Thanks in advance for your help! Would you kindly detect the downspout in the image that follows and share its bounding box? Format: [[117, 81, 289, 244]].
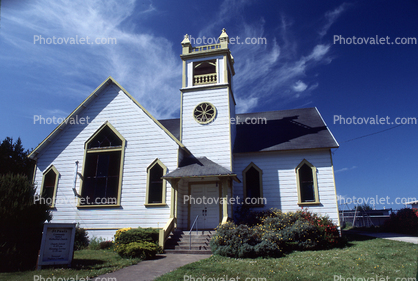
[[73, 161, 79, 196]]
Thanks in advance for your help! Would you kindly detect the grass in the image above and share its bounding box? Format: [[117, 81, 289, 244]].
[[156, 234, 418, 281], [0, 249, 141, 281]]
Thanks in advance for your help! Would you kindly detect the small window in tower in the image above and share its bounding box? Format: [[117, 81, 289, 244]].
[[193, 60, 217, 85]]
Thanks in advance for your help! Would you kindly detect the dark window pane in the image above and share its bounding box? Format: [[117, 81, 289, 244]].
[[148, 164, 164, 203], [194, 60, 216, 75], [88, 126, 122, 149], [245, 166, 261, 199], [299, 164, 315, 202], [81, 151, 121, 205], [42, 169, 57, 204]]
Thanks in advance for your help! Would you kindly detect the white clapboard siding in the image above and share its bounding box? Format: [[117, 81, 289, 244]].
[[33, 83, 179, 240], [233, 149, 340, 225], [181, 87, 233, 170]]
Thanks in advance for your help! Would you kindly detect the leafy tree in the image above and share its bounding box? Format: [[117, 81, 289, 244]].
[[0, 173, 52, 272], [0, 137, 51, 271], [0, 137, 35, 178]]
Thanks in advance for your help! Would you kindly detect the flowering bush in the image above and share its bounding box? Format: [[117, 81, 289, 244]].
[[211, 209, 344, 258]]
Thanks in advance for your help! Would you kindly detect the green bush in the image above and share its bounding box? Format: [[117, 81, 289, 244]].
[[74, 225, 89, 250], [116, 241, 161, 259], [0, 173, 51, 272], [116, 227, 159, 245], [383, 208, 418, 235], [88, 237, 104, 250], [114, 227, 161, 259], [211, 209, 345, 258]]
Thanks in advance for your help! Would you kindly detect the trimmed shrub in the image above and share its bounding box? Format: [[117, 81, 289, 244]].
[[74, 225, 89, 250], [211, 209, 344, 258], [116, 241, 161, 259], [114, 227, 161, 259], [116, 228, 159, 245]]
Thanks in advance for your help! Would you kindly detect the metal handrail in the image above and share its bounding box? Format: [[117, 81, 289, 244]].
[[189, 215, 199, 250]]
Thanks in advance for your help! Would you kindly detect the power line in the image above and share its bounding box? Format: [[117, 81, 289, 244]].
[[343, 124, 403, 143]]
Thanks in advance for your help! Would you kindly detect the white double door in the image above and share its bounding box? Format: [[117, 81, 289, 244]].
[[190, 183, 220, 229]]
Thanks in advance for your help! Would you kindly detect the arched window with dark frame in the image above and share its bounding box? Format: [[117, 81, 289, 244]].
[[41, 165, 59, 207], [80, 122, 125, 206], [296, 159, 319, 204], [145, 159, 167, 206], [242, 162, 264, 206]]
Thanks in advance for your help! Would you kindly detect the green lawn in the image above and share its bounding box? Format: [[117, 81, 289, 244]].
[[0, 249, 141, 281], [156, 235, 418, 281]]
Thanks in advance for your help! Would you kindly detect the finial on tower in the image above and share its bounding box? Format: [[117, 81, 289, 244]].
[[181, 34, 191, 45], [219, 28, 229, 41], [181, 34, 192, 54], [219, 28, 229, 48]]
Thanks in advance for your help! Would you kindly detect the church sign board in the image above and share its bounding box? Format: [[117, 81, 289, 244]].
[[37, 223, 76, 270]]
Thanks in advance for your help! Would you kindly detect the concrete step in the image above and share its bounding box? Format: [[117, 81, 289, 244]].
[[164, 229, 215, 254]]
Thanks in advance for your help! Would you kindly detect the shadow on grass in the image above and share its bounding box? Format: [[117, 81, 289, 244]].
[[342, 229, 377, 247]]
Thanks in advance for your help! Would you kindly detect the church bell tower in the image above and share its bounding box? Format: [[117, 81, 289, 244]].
[[179, 29, 236, 170]]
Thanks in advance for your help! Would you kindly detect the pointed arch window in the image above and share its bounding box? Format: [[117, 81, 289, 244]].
[[145, 159, 167, 206], [296, 159, 320, 205], [242, 162, 264, 206], [79, 122, 125, 207], [41, 165, 59, 207]]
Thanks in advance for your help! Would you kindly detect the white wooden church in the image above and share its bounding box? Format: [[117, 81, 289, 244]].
[[29, 29, 340, 245]]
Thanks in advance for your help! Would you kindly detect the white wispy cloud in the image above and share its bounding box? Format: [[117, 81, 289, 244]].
[[335, 165, 357, 173], [193, 0, 341, 113], [2, 0, 181, 119], [292, 80, 308, 92], [318, 3, 350, 38]]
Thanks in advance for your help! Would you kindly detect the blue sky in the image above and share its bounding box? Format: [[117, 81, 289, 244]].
[[1, 0, 417, 210]]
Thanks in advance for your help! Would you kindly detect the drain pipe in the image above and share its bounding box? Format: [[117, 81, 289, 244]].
[[73, 161, 79, 197]]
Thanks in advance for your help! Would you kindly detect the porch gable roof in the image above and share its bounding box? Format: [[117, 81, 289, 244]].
[[163, 156, 240, 182]]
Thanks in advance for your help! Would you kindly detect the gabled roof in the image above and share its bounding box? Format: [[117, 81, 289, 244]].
[[29, 77, 187, 159], [157, 107, 338, 154], [233, 107, 339, 153], [163, 156, 240, 182]]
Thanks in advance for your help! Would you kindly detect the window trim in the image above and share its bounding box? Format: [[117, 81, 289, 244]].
[[145, 158, 168, 207], [296, 159, 320, 205], [40, 165, 59, 208], [242, 162, 264, 207], [78, 121, 125, 208]]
